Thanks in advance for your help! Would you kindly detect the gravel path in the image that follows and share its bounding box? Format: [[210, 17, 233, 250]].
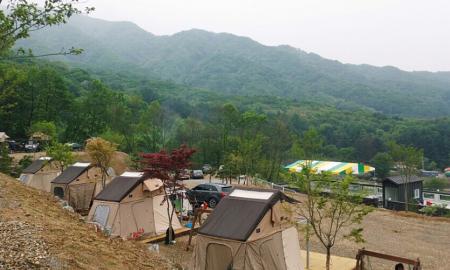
[[0, 221, 51, 269]]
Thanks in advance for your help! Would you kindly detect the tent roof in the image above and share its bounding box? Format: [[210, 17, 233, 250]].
[[198, 188, 296, 241], [51, 163, 91, 184], [285, 160, 375, 175], [94, 172, 144, 202], [384, 175, 423, 185], [22, 159, 49, 174]]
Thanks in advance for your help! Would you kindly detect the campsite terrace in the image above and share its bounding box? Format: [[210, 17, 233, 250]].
[[157, 192, 450, 270], [2, 164, 450, 269]]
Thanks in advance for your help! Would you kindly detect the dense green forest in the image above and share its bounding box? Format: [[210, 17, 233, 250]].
[[2, 6, 450, 181], [17, 15, 450, 118], [1, 59, 450, 180]]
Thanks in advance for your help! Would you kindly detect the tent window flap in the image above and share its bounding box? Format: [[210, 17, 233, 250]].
[[93, 205, 110, 228]]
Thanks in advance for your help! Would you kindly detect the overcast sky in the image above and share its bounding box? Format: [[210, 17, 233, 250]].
[[84, 0, 450, 72]]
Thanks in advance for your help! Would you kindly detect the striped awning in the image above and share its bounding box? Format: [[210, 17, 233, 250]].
[[285, 160, 375, 175]]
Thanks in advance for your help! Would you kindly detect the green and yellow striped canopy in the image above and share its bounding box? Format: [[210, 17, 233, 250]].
[[285, 160, 375, 175]]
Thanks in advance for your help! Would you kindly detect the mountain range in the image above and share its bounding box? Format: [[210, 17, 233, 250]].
[[16, 15, 450, 118]]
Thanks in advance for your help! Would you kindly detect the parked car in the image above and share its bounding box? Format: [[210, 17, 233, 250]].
[[191, 169, 204, 179], [178, 169, 190, 180], [186, 183, 233, 208], [24, 140, 40, 152], [65, 142, 83, 151], [202, 164, 212, 174], [7, 140, 24, 152]]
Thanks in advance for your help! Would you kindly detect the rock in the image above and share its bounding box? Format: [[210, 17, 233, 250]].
[[63, 205, 74, 212]]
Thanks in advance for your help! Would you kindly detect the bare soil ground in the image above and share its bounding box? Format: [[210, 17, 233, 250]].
[[0, 173, 171, 270], [292, 193, 450, 270]]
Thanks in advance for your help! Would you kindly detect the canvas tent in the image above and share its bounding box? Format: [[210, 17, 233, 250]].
[[19, 157, 60, 192], [87, 172, 182, 239], [51, 162, 107, 211], [286, 160, 375, 175], [192, 188, 303, 270], [0, 132, 9, 143]]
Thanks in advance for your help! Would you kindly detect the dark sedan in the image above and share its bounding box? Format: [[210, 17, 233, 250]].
[[186, 183, 233, 208]]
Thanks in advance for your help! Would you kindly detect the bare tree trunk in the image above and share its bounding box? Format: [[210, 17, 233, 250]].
[[326, 247, 331, 270], [101, 168, 107, 189], [164, 181, 175, 244]]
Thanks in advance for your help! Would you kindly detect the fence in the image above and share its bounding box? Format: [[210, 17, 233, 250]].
[[253, 177, 299, 194]]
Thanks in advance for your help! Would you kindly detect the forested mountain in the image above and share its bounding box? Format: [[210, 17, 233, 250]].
[[2, 59, 450, 173], [3, 13, 450, 179], [17, 15, 450, 118]]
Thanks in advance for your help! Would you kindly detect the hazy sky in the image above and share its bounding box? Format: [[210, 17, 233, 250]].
[[84, 0, 450, 72]]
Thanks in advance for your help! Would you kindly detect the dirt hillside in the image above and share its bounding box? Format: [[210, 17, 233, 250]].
[[0, 173, 171, 270]]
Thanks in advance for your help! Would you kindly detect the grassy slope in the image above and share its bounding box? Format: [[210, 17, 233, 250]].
[[0, 173, 171, 270]]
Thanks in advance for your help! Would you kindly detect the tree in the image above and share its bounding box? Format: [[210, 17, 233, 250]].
[[371, 152, 393, 179], [18, 155, 33, 172], [0, 143, 12, 174], [140, 145, 196, 243], [45, 142, 74, 172], [0, 0, 93, 57], [289, 131, 371, 270], [136, 101, 167, 152], [389, 142, 423, 211], [29, 120, 57, 141], [291, 170, 372, 270], [299, 128, 324, 160], [423, 178, 450, 191], [85, 137, 117, 188], [219, 153, 242, 184]]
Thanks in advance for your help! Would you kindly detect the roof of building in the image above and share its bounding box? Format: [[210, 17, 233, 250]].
[[22, 159, 48, 174], [384, 175, 423, 185], [51, 163, 91, 184], [198, 188, 297, 241], [94, 172, 144, 202]]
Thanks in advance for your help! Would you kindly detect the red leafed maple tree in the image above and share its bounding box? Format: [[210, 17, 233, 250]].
[[140, 144, 196, 243]]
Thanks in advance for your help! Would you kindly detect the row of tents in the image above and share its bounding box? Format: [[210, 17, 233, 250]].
[[19, 157, 304, 269], [19, 157, 182, 238]]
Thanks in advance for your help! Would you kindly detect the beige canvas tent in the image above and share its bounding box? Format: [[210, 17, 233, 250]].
[[51, 162, 107, 212], [192, 188, 303, 270], [87, 172, 182, 239], [19, 157, 60, 192], [0, 132, 9, 143]]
